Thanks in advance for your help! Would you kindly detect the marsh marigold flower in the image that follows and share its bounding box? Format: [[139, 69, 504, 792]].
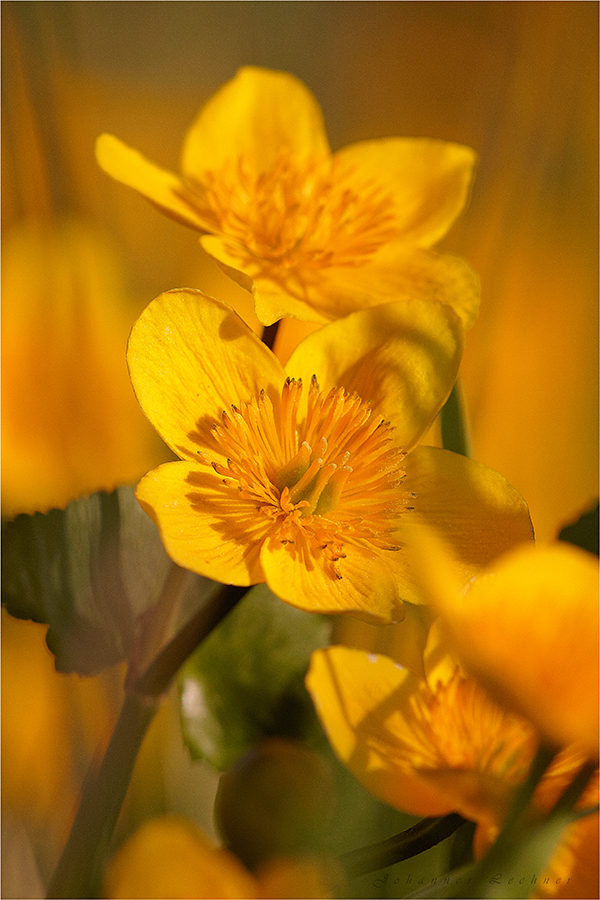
[[421, 539, 600, 756], [97, 67, 479, 327], [127, 290, 532, 622], [306, 642, 599, 899]]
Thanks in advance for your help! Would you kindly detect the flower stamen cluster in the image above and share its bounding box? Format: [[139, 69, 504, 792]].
[[210, 375, 412, 580], [183, 150, 398, 273]]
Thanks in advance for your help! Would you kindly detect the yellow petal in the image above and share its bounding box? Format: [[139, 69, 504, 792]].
[[433, 542, 600, 755], [255, 856, 343, 899], [392, 446, 534, 597], [127, 289, 286, 460], [306, 647, 454, 816], [202, 237, 480, 330], [1, 219, 164, 516], [261, 536, 405, 623], [136, 462, 269, 585], [330, 602, 435, 679], [95, 134, 211, 231], [285, 299, 464, 451], [334, 137, 477, 248], [181, 67, 330, 179], [104, 815, 257, 899]]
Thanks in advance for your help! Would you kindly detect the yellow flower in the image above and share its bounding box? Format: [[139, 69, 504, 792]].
[[423, 540, 600, 756], [104, 814, 339, 899], [1, 219, 166, 516], [306, 643, 599, 899], [128, 289, 532, 623], [96, 67, 479, 327]]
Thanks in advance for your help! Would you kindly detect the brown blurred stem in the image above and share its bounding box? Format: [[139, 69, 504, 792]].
[[46, 581, 248, 899]]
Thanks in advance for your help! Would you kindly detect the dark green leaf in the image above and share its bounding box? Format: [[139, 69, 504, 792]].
[[1, 485, 214, 675], [558, 501, 599, 556], [179, 584, 332, 770]]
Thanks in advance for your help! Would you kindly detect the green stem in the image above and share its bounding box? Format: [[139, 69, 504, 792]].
[[456, 744, 557, 899], [46, 690, 158, 899], [338, 814, 466, 879], [47, 581, 249, 898], [440, 378, 470, 457]]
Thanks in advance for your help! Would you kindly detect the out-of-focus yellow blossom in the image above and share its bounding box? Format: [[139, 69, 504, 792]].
[[96, 66, 479, 328], [306, 643, 599, 899], [127, 289, 532, 622], [1, 218, 168, 517], [1, 610, 118, 854], [104, 814, 339, 899], [423, 540, 599, 756]]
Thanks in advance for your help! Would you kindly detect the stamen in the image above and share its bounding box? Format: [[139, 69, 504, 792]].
[[183, 149, 398, 273], [209, 376, 412, 582]]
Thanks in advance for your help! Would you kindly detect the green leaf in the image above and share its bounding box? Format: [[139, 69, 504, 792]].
[[179, 584, 332, 770], [558, 501, 599, 556], [1, 485, 214, 676]]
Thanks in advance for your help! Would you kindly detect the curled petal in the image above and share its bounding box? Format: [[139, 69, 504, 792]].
[[127, 290, 285, 460], [286, 300, 464, 451]]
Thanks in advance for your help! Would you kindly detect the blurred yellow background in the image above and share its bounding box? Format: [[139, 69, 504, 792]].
[[2, 2, 597, 897]]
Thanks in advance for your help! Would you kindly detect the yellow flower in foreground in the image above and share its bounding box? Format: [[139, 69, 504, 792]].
[[104, 815, 339, 899], [128, 290, 532, 622], [424, 540, 600, 756], [97, 66, 479, 327], [306, 644, 599, 899]]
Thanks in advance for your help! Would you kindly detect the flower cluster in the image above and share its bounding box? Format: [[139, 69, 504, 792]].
[[10, 60, 594, 900]]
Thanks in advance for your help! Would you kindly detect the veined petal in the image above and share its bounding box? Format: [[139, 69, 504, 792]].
[[182, 67, 330, 179], [392, 446, 534, 596], [334, 137, 477, 248], [95, 134, 213, 232], [127, 290, 286, 460], [135, 462, 269, 585], [306, 647, 455, 817], [432, 542, 600, 756], [261, 536, 405, 623], [286, 300, 464, 451]]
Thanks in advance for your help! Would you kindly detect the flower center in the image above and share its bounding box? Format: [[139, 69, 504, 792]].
[[392, 670, 537, 781], [210, 376, 412, 579], [188, 149, 398, 273]]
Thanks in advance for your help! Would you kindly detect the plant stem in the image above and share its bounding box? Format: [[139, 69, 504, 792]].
[[440, 378, 470, 457], [46, 581, 249, 898], [456, 744, 557, 899], [338, 814, 466, 879], [136, 583, 248, 697], [46, 690, 158, 899]]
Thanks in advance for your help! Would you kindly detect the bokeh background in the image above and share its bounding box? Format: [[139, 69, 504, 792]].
[[2, 2, 598, 897]]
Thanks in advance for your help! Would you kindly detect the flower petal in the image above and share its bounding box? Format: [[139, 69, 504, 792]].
[[95, 134, 211, 231], [433, 542, 600, 755], [306, 646, 454, 817], [391, 446, 534, 596], [334, 137, 477, 248], [182, 67, 330, 179], [261, 536, 405, 623], [104, 815, 257, 899], [201, 236, 480, 330], [127, 289, 286, 460], [285, 299, 464, 450], [136, 461, 270, 585]]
